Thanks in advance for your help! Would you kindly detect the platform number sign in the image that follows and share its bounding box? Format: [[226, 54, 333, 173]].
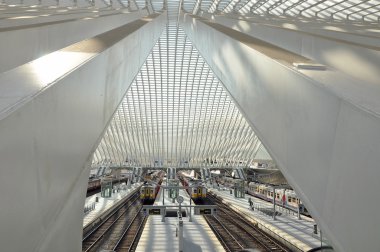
[[200, 209, 211, 215], [149, 209, 161, 215], [195, 207, 215, 215]]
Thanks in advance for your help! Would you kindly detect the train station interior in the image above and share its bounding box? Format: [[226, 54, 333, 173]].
[[0, 0, 379, 251]]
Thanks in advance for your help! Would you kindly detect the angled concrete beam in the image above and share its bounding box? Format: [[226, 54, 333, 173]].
[[198, 13, 380, 87], [0, 8, 149, 73], [181, 12, 380, 252], [0, 12, 166, 252]]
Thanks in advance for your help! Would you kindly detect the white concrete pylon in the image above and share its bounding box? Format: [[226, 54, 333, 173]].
[[180, 12, 380, 252], [0, 12, 166, 252]]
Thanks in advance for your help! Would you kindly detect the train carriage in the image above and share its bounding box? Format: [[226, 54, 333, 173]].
[[140, 184, 159, 203], [178, 171, 208, 202], [246, 181, 309, 215], [187, 179, 207, 202]]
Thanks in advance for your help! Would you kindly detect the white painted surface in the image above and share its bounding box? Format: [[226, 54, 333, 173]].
[[0, 7, 148, 73], [136, 215, 225, 252], [0, 12, 166, 252], [199, 13, 380, 89], [181, 13, 380, 252], [137, 182, 224, 252]]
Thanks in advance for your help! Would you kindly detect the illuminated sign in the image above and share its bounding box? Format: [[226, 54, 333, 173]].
[[149, 209, 161, 215], [195, 207, 216, 215]]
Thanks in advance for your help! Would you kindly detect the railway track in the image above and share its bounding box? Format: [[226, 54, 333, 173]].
[[82, 191, 146, 252], [205, 193, 291, 252], [113, 208, 147, 252]]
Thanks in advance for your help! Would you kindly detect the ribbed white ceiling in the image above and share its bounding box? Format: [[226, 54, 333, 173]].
[[92, 0, 379, 168], [185, 0, 380, 23], [92, 23, 265, 168]]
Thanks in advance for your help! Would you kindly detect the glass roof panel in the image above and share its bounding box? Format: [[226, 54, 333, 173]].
[[92, 19, 267, 168], [93, 0, 380, 168], [181, 0, 380, 23]]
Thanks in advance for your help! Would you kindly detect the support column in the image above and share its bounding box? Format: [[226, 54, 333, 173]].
[[180, 12, 380, 252], [0, 12, 166, 252], [273, 186, 276, 220], [297, 202, 301, 220], [0, 10, 150, 73], [189, 197, 192, 222], [178, 212, 184, 252]]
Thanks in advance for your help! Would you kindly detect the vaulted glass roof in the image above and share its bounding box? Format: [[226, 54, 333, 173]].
[[92, 0, 379, 168], [92, 23, 268, 168], [185, 0, 380, 23]]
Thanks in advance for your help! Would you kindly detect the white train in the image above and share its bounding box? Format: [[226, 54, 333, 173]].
[[219, 177, 308, 214], [247, 182, 308, 213]]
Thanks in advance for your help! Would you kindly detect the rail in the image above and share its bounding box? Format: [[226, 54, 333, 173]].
[[127, 216, 147, 252], [207, 193, 291, 252], [82, 192, 141, 252], [112, 205, 146, 252], [83, 184, 142, 234], [203, 215, 241, 252], [219, 205, 289, 251], [253, 219, 304, 252], [210, 192, 307, 252]]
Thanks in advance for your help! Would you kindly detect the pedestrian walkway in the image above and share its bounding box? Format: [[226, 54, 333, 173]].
[[136, 181, 225, 252]]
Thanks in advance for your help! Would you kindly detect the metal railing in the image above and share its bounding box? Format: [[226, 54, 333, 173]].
[[84, 202, 96, 215]]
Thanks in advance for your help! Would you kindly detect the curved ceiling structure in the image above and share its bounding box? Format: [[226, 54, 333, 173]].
[[92, 0, 380, 168], [185, 0, 380, 23], [0, 0, 379, 252], [92, 24, 269, 168], [88, 2, 380, 252], [91, 0, 278, 168]]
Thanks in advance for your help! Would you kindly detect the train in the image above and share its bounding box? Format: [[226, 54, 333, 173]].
[[218, 177, 308, 215], [246, 182, 308, 214], [140, 182, 161, 203], [87, 177, 128, 193], [88, 179, 102, 191], [178, 171, 207, 202], [140, 170, 164, 203]]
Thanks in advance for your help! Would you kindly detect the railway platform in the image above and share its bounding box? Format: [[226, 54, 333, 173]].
[[153, 180, 194, 206], [136, 181, 225, 252], [209, 188, 329, 251], [82, 182, 142, 228]]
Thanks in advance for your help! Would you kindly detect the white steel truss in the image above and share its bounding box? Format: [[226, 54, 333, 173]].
[[92, 0, 379, 168], [92, 20, 267, 168], [183, 0, 380, 23]]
